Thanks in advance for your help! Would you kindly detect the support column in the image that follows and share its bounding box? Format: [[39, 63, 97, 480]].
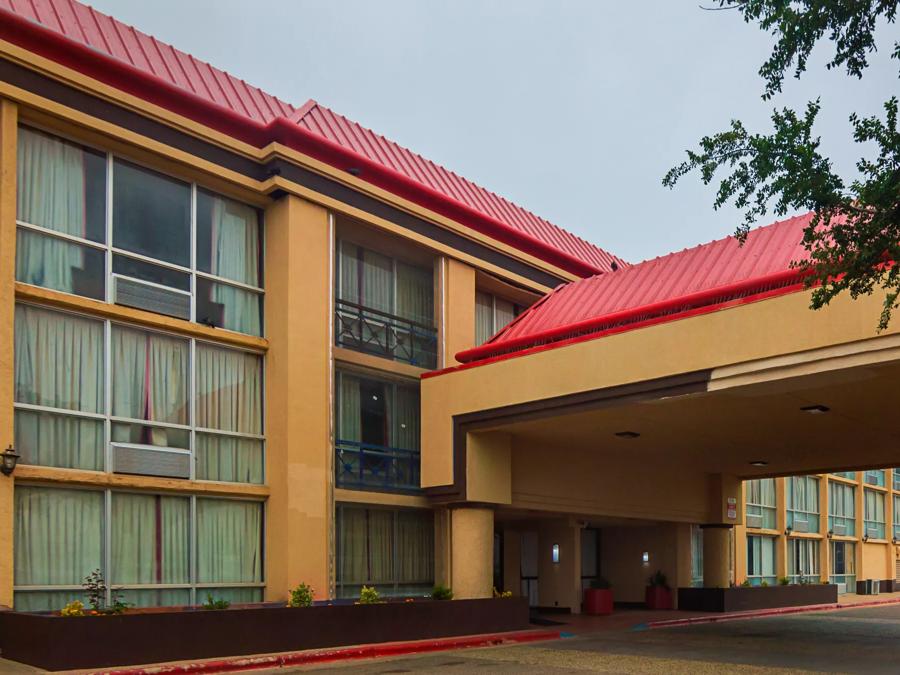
[[440, 257, 475, 367], [0, 100, 17, 608], [451, 507, 494, 599], [264, 195, 331, 601], [701, 525, 732, 588]]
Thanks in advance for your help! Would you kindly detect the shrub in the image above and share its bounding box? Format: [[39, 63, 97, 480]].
[[358, 585, 380, 604], [590, 576, 611, 590], [83, 569, 129, 615], [201, 593, 231, 610], [740, 579, 752, 588], [492, 587, 513, 598], [288, 582, 315, 608], [431, 585, 453, 601], [778, 576, 791, 586], [647, 570, 669, 589], [60, 600, 85, 617], [761, 580, 770, 587]]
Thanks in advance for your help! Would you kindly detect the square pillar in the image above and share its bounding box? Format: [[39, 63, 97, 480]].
[[440, 257, 475, 367], [450, 506, 494, 599], [264, 195, 331, 601], [701, 525, 733, 589]]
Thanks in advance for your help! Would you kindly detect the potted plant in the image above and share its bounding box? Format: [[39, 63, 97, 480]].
[[583, 577, 613, 615], [645, 570, 673, 610]]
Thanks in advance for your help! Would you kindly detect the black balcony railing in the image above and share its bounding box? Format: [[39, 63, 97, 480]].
[[335, 439, 421, 493], [334, 299, 437, 368]]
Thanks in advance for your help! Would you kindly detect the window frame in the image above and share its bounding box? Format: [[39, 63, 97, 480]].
[[746, 478, 777, 529], [475, 289, 522, 344], [828, 480, 856, 536], [15, 124, 265, 336], [786, 537, 820, 584], [746, 534, 777, 586], [786, 475, 820, 531], [863, 488, 886, 539], [13, 301, 266, 484], [12, 482, 265, 608]]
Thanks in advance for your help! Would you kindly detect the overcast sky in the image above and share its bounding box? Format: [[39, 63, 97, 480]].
[[88, 0, 896, 264]]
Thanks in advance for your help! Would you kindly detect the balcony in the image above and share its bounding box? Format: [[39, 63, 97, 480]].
[[335, 439, 421, 493], [335, 299, 437, 369]]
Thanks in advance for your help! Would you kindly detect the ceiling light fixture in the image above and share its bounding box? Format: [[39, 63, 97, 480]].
[[800, 404, 830, 414], [749, 460, 769, 467], [615, 431, 640, 439]]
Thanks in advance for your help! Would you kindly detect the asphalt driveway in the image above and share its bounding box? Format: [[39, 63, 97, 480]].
[[285, 604, 900, 674]]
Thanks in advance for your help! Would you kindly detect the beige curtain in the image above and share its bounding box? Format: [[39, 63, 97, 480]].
[[396, 262, 433, 326], [195, 344, 262, 434], [475, 291, 493, 344], [391, 384, 420, 452], [196, 499, 262, 583], [337, 372, 361, 443], [110, 493, 190, 585], [16, 127, 87, 294], [367, 509, 394, 583], [195, 433, 263, 484], [337, 506, 369, 586], [397, 510, 434, 583]]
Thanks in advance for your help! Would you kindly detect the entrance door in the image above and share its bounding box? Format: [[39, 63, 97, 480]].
[[520, 531, 539, 607]]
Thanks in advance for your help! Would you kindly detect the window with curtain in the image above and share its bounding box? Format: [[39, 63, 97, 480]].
[[828, 481, 856, 536], [335, 371, 420, 492], [894, 470, 900, 491], [787, 538, 819, 584], [335, 240, 436, 368], [475, 290, 522, 345], [786, 476, 819, 532], [895, 496, 900, 539], [14, 303, 263, 483], [16, 126, 107, 300], [829, 540, 855, 592], [195, 344, 264, 484], [832, 471, 857, 480], [335, 504, 434, 598], [16, 126, 264, 335], [690, 525, 704, 588], [14, 304, 104, 470], [13, 486, 263, 611], [864, 489, 886, 539], [746, 479, 777, 529], [746, 535, 776, 586]]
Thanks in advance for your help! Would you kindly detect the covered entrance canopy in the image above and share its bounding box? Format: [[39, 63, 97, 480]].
[[421, 214, 900, 603]]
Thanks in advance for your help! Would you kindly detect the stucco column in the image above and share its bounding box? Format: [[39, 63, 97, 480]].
[[264, 194, 331, 601], [701, 525, 732, 588], [440, 257, 475, 367], [0, 100, 18, 608], [451, 506, 494, 599]]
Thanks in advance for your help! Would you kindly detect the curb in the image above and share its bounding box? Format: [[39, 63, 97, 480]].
[[646, 596, 900, 629], [94, 629, 562, 674]]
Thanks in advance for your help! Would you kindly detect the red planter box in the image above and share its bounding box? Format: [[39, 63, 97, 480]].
[[645, 586, 673, 610], [583, 588, 613, 615]]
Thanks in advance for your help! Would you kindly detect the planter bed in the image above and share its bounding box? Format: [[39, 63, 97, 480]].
[[677, 584, 838, 613], [0, 597, 529, 671]]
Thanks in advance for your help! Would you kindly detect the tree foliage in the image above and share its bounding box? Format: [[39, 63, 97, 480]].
[[664, 1, 900, 329]]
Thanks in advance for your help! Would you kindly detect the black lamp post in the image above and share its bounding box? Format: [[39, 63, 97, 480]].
[[1, 445, 20, 476]]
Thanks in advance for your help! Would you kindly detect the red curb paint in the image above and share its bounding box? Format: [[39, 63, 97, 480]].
[[647, 596, 900, 629], [94, 629, 561, 674]]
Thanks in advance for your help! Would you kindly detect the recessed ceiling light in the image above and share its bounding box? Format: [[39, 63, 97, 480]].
[[749, 460, 769, 467], [800, 404, 830, 414], [615, 431, 640, 439]]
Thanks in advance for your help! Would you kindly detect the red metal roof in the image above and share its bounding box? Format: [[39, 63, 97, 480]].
[[0, 0, 625, 276], [454, 214, 814, 364]]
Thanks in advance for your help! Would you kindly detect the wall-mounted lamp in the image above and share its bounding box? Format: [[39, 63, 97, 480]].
[[1, 445, 20, 476], [785, 527, 793, 536], [551, 544, 560, 564], [862, 534, 869, 543], [827, 530, 834, 539], [641, 551, 650, 564]]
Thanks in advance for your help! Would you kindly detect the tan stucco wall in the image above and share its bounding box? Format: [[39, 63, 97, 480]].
[[537, 519, 582, 612], [0, 100, 17, 607], [442, 258, 477, 367], [600, 523, 687, 604], [450, 507, 494, 599], [264, 195, 332, 601]]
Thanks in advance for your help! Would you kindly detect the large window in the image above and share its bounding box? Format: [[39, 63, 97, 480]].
[[335, 504, 434, 599], [690, 525, 704, 588], [864, 489, 886, 539], [14, 304, 264, 482], [832, 471, 856, 480], [828, 481, 856, 536], [16, 127, 263, 336], [334, 240, 436, 367], [894, 469, 900, 491], [475, 291, 522, 345], [895, 496, 900, 540], [746, 479, 776, 529], [334, 370, 419, 493], [786, 476, 819, 532], [787, 538, 819, 584], [829, 540, 856, 593], [746, 535, 776, 586], [14, 485, 263, 610]]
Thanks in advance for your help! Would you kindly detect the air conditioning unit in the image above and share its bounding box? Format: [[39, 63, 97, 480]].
[[746, 514, 763, 529], [867, 528, 882, 539], [862, 579, 880, 595], [832, 522, 847, 536], [112, 443, 190, 479], [114, 275, 191, 321], [792, 519, 809, 533]]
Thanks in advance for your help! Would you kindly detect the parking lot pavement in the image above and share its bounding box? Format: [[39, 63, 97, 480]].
[[282, 603, 900, 674]]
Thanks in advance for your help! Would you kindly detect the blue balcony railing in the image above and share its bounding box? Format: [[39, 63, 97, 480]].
[[335, 439, 421, 493], [334, 299, 437, 368]]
